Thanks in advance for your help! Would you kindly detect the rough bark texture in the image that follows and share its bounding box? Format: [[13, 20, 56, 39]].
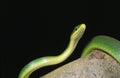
[[41, 50, 120, 78]]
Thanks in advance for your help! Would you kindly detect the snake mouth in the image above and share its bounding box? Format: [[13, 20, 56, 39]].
[[71, 24, 86, 40], [75, 24, 86, 35]]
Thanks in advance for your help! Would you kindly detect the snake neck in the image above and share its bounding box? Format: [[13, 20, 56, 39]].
[[58, 40, 79, 62]]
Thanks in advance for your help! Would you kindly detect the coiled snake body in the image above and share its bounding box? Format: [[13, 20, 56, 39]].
[[18, 24, 120, 78]]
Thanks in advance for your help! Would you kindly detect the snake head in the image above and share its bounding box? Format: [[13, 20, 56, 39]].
[[70, 24, 86, 41]]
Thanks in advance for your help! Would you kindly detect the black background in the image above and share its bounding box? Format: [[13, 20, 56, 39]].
[[3, 1, 120, 78], [1, 0, 8, 16]]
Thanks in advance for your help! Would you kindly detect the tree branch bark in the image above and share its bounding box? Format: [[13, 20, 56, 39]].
[[41, 50, 120, 78]]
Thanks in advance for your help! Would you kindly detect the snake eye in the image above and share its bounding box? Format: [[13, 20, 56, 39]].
[[74, 27, 78, 31], [75, 28, 77, 31]]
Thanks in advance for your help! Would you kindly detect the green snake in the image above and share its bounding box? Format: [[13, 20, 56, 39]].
[[18, 24, 120, 78]]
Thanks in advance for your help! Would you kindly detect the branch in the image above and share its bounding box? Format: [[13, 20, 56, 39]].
[[41, 50, 120, 78]]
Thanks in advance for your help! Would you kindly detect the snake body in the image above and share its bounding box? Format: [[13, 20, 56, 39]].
[[18, 24, 120, 78], [81, 35, 120, 62]]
